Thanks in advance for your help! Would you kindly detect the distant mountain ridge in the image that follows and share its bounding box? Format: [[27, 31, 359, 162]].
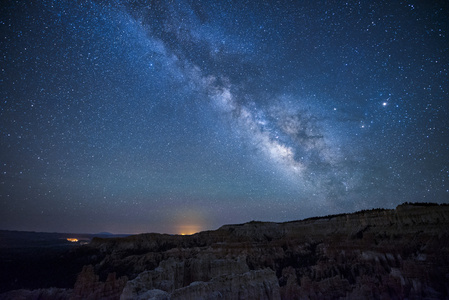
[[1, 202, 449, 299]]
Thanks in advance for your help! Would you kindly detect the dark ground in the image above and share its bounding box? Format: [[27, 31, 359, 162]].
[[0, 230, 126, 293]]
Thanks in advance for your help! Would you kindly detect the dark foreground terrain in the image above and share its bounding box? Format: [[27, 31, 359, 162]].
[[1, 203, 449, 299], [0, 231, 125, 294]]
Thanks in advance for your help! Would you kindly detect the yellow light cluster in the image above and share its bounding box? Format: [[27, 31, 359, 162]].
[[178, 225, 200, 236]]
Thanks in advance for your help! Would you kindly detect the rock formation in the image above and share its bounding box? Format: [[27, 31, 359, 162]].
[[1, 203, 449, 299], [70, 265, 127, 300]]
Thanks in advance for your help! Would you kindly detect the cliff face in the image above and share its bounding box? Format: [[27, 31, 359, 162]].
[[1, 203, 448, 300]]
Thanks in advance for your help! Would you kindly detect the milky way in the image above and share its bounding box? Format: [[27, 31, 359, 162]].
[[1, 0, 448, 234]]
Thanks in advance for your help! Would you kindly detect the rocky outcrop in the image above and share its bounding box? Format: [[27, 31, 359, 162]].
[[120, 254, 249, 295], [90, 203, 449, 299], [70, 265, 127, 300], [121, 267, 279, 300], [1, 203, 448, 299], [119, 255, 271, 299], [170, 269, 280, 300]]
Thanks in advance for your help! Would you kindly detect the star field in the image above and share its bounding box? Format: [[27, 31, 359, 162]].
[[1, 0, 448, 234]]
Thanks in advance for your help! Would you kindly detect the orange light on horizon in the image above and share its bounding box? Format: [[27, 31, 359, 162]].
[[178, 224, 201, 236], [67, 238, 78, 242], [173, 208, 207, 235]]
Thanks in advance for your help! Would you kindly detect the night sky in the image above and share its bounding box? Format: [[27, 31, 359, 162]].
[[1, 0, 448, 234]]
